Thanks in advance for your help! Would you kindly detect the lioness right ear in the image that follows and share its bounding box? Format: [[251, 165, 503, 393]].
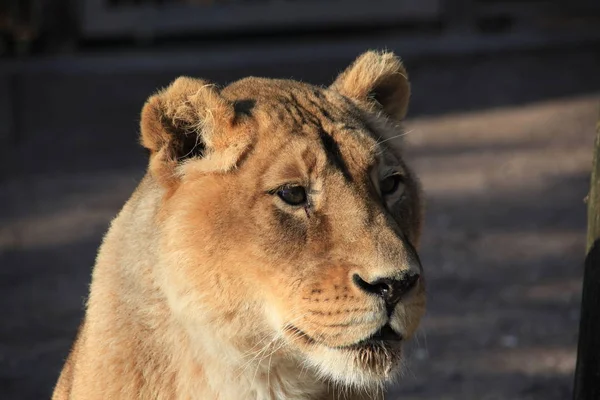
[[331, 51, 411, 121], [140, 77, 239, 185]]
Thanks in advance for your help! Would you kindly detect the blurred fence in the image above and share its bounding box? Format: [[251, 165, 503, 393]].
[[1, 0, 599, 56], [80, 0, 440, 38]]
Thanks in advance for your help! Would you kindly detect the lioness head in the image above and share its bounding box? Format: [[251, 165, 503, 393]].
[[140, 51, 425, 390]]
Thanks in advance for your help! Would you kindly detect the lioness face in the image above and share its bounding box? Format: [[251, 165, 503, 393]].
[[142, 52, 424, 390]]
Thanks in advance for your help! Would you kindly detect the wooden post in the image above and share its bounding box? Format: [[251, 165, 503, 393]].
[[573, 110, 600, 400]]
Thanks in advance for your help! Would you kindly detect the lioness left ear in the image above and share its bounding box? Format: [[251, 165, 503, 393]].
[[330, 51, 410, 121]]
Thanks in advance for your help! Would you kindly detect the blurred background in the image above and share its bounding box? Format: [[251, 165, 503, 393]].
[[1, 1, 600, 399]]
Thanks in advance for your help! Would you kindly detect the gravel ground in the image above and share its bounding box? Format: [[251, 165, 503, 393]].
[[0, 48, 599, 399]]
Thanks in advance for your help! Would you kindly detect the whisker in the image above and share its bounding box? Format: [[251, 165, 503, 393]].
[[371, 129, 416, 150]]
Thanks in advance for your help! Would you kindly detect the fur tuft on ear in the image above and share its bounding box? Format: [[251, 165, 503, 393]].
[[330, 51, 411, 121], [140, 77, 246, 185]]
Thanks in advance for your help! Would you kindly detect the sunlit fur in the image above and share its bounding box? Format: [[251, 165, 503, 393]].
[[52, 51, 426, 400]]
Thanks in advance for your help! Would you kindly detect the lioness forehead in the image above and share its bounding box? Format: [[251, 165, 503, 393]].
[[222, 77, 389, 176], [223, 77, 364, 126]]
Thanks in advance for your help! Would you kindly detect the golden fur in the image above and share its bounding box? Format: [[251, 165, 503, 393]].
[[53, 51, 426, 400]]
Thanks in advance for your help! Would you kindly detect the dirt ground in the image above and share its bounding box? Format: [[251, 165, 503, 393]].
[[391, 95, 598, 399], [0, 47, 599, 399]]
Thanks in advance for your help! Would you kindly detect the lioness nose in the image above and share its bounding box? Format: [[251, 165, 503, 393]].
[[352, 272, 420, 305]]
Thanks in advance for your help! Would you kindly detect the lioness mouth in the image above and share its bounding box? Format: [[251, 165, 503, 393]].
[[286, 323, 402, 350], [344, 324, 402, 350], [363, 324, 403, 343]]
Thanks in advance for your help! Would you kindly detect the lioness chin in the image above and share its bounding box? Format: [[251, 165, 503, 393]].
[[53, 50, 426, 400]]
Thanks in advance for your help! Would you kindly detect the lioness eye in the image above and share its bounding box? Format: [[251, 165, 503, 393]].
[[380, 175, 404, 196], [277, 185, 307, 206]]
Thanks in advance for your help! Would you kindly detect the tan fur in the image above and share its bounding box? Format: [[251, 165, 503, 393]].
[[53, 51, 426, 400]]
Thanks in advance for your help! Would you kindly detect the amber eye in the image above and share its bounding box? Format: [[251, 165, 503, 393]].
[[380, 174, 404, 196], [277, 185, 307, 206]]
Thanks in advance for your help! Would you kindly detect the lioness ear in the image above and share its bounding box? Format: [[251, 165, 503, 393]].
[[331, 51, 410, 121], [140, 77, 246, 185]]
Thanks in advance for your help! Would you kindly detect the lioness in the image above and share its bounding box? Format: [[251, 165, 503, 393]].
[[53, 51, 425, 400]]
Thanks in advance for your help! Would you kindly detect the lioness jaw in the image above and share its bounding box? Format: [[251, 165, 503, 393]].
[[53, 50, 425, 400]]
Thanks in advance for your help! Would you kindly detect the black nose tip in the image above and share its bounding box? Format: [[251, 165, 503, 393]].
[[352, 273, 420, 305]]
